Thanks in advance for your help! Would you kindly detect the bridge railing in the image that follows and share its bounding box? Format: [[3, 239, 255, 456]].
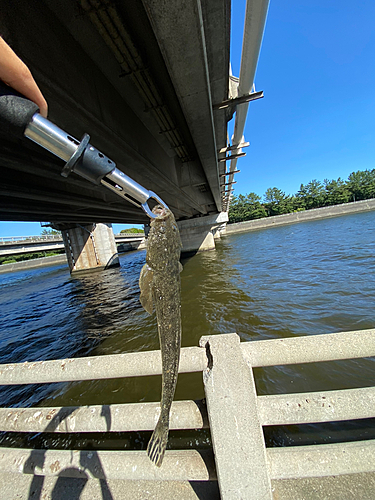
[[0, 329, 375, 498], [0, 235, 63, 245], [0, 233, 144, 245]]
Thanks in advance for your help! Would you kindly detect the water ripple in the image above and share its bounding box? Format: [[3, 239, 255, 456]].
[[1, 213, 375, 446]]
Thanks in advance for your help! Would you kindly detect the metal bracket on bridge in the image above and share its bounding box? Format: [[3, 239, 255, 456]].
[[218, 142, 249, 154], [220, 170, 240, 177], [213, 90, 264, 110], [220, 181, 237, 187], [218, 152, 246, 162]]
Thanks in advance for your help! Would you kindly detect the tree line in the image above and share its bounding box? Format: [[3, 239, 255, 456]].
[[228, 169, 375, 223], [0, 250, 65, 266], [120, 228, 144, 234]]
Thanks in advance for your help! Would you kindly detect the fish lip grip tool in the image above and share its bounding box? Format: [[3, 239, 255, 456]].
[[25, 114, 168, 218], [0, 83, 168, 219]]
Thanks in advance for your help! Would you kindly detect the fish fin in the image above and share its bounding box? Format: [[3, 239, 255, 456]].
[[139, 264, 154, 314], [147, 419, 169, 467], [178, 262, 183, 273]]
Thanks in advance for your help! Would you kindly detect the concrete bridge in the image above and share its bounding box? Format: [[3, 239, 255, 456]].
[[0, 232, 145, 257], [0, 0, 269, 272]]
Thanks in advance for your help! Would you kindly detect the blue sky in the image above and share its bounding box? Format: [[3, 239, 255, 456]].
[[1, 0, 374, 237], [230, 0, 375, 198]]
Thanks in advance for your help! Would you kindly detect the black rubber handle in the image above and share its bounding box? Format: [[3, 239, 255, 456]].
[[0, 80, 39, 138]]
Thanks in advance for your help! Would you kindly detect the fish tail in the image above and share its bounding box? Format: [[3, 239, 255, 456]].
[[147, 418, 169, 467]]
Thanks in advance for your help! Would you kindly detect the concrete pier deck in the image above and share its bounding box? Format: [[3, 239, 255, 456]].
[[1, 329, 375, 499]]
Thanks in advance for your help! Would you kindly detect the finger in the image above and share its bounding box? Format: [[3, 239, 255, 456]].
[[0, 37, 48, 117]]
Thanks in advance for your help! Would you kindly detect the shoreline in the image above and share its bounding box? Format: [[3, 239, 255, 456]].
[[0, 254, 68, 274], [1, 199, 374, 273], [224, 198, 375, 235], [0, 246, 145, 274]]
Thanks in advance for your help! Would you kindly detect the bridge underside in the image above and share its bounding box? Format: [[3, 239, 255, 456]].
[[0, 0, 230, 225]]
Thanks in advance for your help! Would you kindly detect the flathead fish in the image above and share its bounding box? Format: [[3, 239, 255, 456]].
[[139, 205, 182, 467]]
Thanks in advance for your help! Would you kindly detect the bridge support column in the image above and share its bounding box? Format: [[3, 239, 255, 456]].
[[56, 223, 119, 275], [177, 212, 228, 254]]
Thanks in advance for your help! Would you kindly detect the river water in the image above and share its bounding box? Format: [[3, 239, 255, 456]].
[[1, 211, 375, 449]]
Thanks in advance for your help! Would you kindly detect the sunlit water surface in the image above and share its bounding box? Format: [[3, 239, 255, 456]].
[[1, 211, 375, 449]]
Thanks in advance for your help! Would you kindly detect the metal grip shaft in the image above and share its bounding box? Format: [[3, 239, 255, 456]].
[[25, 114, 115, 185]]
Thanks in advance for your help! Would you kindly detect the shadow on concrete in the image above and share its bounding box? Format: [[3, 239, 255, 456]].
[[23, 405, 114, 500], [101, 405, 112, 432], [79, 452, 114, 500], [104, 253, 120, 270], [25, 449, 114, 500], [50, 470, 88, 499], [189, 481, 220, 499], [24, 450, 47, 500]]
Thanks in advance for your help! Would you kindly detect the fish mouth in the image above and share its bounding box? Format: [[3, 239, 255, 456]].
[[152, 205, 169, 218]]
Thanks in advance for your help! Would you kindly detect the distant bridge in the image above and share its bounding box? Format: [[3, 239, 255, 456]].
[[0, 233, 144, 257]]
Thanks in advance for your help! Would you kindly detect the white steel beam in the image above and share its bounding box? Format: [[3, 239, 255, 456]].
[[225, 0, 270, 210]]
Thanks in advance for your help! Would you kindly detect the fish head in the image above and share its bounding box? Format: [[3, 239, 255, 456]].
[[146, 205, 182, 270]]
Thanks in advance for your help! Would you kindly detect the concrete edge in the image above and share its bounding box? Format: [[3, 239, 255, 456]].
[[0, 254, 68, 274], [225, 198, 375, 235]]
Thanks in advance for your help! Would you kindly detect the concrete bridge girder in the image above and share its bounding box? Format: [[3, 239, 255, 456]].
[[0, 0, 229, 225], [143, 0, 230, 210], [177, 212, 229, 254], [59, 222, 119, 275], [0, 234, 144, 256]]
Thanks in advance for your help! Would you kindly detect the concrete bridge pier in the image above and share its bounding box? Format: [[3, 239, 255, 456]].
[[55, 223, 119, 275], [177, 213, 228, 254]]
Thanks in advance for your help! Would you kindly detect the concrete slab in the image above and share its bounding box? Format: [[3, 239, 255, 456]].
[[0, 345, 205, 384], [178, 212, 228, 253], [0, 254, 67, 274], [258, 386, 375, 426], [272, 472, 375, 500], [0, 448, 216, 481], [240, 329, 375, 367], [0, 400, 208, 433], [0, 471, 220, 500], [268, 439, 375, 480]]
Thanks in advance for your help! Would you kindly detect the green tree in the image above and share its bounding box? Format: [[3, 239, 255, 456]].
[[288, 195, 305, 212], [228, 193, 267, 223], [281, 194, 303, 213], [120, 227, 144, 234], [324, 178, 350, 206], [227, 167, 375, 224], [347, 169, 375, 201], [263, 187, 285, 204], [298, 180, 326, 209], [41, 228, 61, 235], [263, 187, 288, 216]]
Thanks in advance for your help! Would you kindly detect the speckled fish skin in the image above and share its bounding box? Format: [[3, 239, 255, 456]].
[[139, 205, 182, 467]]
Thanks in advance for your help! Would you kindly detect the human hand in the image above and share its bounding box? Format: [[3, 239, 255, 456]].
[[0, 37, 48, 117]]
